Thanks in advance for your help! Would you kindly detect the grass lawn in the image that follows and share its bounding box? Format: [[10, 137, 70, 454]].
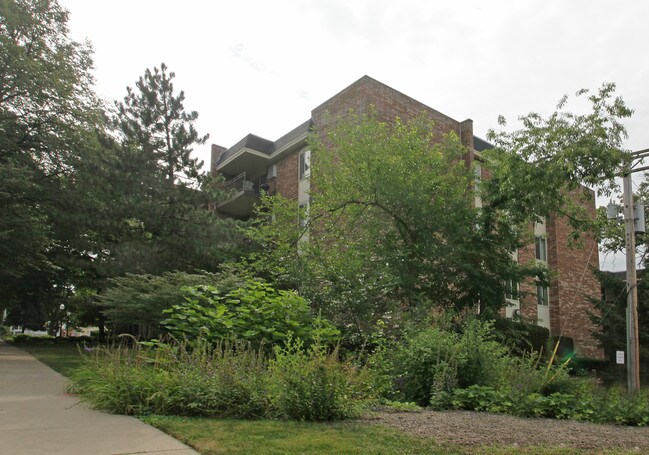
[[13, 341, 88, 376], [141, 415, 627, 455]]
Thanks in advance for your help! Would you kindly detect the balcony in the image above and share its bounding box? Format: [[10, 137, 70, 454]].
[[216, 134, 273, 176], [216, 172, 260, 218]]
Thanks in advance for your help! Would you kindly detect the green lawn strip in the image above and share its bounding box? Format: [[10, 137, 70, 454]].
[[142, 415, 622, 455], [15, 342, 87, 376]]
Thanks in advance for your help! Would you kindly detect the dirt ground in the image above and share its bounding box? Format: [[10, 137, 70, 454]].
[[367, 410, 649, 451]]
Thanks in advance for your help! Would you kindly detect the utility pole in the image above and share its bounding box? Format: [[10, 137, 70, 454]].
[[622, 165, 640, 393], [619, 148, 649, 393]]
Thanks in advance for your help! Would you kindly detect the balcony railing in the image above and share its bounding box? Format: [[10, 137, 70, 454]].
[[216, 172, 260, 218], [221, 172, 257, 194]]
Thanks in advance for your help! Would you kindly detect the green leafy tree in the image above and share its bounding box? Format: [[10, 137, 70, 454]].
[[163, 279, 340, 347], [0, 0, 103, 327], [247, 85, 632, 337], [98, 271, 229, 339], [483, 83, 632, 235], [589, 270, 649, 380], [247, 113, 541, 335]]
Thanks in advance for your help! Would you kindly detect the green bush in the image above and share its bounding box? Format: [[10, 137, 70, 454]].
[[268, 337, 370, 421], [448, 385, 514, 414], [592, 386, 649, 426], [9, 334, 55, 343], [70, 339, 270, 417], [392, 326, 463, 406], [391, 319, 513, 406], [69, 337, 371, 421], [456, 319, 510, 388], [493, 317, 550, 354], [100, 271, 229, 339], [163, 279, 340, 348], [439, 379, 649, 427]]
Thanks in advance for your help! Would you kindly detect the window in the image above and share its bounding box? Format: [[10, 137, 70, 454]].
[[537, 285, 549, 306], [474, 162, 482, 209], [505, 279, 519, 301], [299, 150, 310, 180], [535, 236, 547, 262]]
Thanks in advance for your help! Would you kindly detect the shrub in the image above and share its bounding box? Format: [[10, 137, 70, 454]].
[[456, 318, 510, 388], [268, 337, 371, 421], [391, 327, 463, 406], [9, 334, 55, 343], [437, 374, 649, 427], [70, 337, 372, 421], [380, 400, 423, 412], [70, 339, 270, 417], [163, 279, 340, 348], [392, 319, 514, 406], [100, 271, 228, 339], [493, 347, 572, 399], [449, 385, 514, 414], [493, 317, 550, 354], [592, 385, 649, 426]]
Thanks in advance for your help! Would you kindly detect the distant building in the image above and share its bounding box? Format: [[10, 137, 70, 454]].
[[211, 75, 603, 358]]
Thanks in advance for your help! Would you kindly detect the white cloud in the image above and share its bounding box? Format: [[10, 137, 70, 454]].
[[59, 0, 649, 181]]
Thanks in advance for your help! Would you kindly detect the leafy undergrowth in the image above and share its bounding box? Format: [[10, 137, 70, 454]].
[[69, 337, 375, 421], [142, 415, 632, 455], [433, 384, 649, 427]]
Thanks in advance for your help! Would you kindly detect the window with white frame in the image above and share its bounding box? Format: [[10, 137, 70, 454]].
[[299, 150, 310, 180], [537, 285, 549, 306], [535, 236, 547, 262], [505, 279, 519, 302], [474, 162, 482, 208]]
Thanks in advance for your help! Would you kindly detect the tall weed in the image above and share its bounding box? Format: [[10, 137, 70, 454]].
[[70, 338, 269, 417], [69, 336, 371, 421], [268, 336, 371, 420], [391, 327, 463, 406]]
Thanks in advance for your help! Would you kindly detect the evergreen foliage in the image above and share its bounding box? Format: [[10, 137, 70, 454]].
[[0, 1, 247, 330], [589, 269, 649, 381], [110, 63, 245, 274]]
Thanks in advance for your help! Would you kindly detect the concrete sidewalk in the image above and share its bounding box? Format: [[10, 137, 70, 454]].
[[0, 341, 199, 455]]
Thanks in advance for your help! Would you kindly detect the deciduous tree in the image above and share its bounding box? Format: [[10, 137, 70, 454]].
[[247, 84, 632, 337]]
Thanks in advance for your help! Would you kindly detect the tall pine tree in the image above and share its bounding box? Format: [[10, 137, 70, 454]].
[[112, 64, 244, 273]]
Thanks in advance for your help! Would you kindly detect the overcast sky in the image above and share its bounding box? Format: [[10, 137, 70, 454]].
[[59, 0, 649, 271]]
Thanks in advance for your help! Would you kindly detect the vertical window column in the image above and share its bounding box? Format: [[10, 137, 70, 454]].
[[534, 219, 550, 329], [297, 150, 311, 246]]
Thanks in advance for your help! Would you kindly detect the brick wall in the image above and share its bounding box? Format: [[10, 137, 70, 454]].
[[210, 144, 226, 175], [547, 189, 603, 359], [518, 242, 538, 322], [274, 151, 298, 200], [311, 76, 474, 154], [516, 189, 603, 359]]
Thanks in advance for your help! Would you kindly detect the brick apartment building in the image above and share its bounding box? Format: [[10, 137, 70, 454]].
[[211, 76, 603, 359]]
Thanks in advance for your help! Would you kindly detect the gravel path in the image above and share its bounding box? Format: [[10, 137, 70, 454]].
[[367, 410, 649, 451]]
